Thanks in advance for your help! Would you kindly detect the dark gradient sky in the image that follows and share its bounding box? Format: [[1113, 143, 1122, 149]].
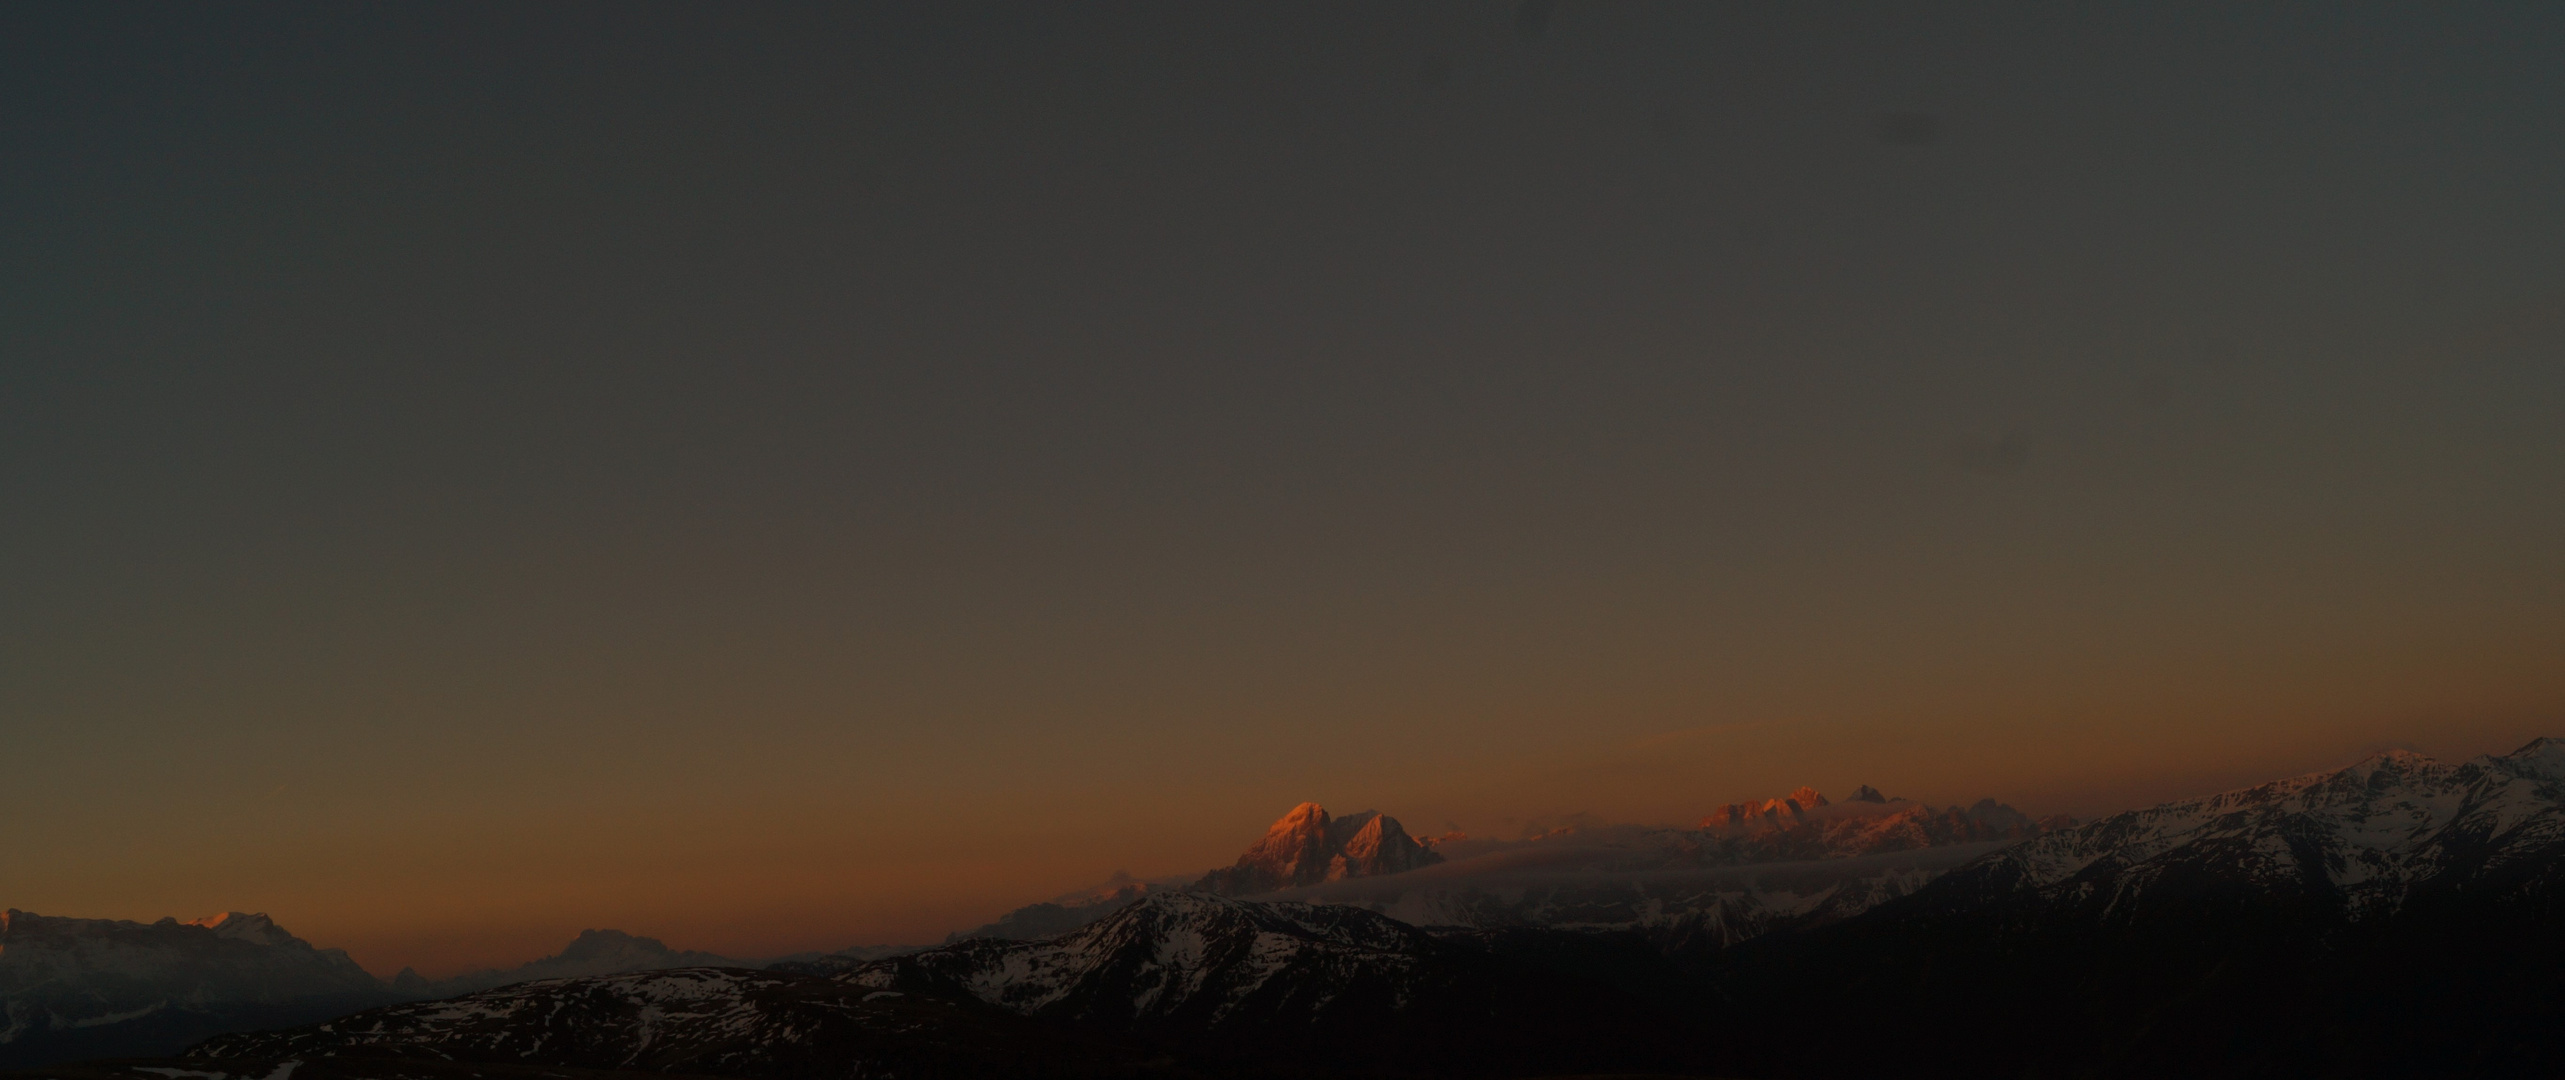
[[6, 2, 2563, 975]]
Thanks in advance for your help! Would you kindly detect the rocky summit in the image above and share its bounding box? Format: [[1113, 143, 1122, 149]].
[[1194, 803, 1443, 894]]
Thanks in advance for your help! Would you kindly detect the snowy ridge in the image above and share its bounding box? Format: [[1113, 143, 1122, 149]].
[[835, 892, 1441, 1028], [1941, 738, 2565, 921]]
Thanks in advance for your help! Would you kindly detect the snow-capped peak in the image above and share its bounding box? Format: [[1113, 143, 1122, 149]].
[[2480, 736, 2565, 784]]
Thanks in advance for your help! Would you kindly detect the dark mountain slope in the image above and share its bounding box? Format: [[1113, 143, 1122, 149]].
[[832, 891, 1703, 1075], [185, 967, 1162, 1080], [0, 912, 397, 1069], [179, 895, 1702, 1079]]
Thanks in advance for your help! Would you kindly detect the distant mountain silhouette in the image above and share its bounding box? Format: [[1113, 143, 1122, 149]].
[[417, 929, 752, 998]]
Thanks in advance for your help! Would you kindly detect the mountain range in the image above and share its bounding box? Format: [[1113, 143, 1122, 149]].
[[202, 893, 1696, 1079], [0, 911, 392, 1069], [0, 920, 874, 1067], [18, 740, 2565, 1078]]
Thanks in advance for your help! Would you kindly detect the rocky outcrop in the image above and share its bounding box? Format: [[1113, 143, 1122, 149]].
[[1194, 803, 1442, 895]]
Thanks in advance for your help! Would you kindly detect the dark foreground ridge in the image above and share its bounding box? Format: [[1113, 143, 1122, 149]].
[[13, 739, 2565, 1080]]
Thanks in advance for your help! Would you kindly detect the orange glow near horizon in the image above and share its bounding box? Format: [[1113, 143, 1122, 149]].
[[21, 713, 2555, 979]]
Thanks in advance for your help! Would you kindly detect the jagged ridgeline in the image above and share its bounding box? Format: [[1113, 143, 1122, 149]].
[[1195, 803, 1446, 894]]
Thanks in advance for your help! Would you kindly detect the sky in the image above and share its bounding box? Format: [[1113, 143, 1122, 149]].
[[4, 2, 2562, 977]]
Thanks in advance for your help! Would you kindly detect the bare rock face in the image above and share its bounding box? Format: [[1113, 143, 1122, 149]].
[[1196, 804, 1442, 895]]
